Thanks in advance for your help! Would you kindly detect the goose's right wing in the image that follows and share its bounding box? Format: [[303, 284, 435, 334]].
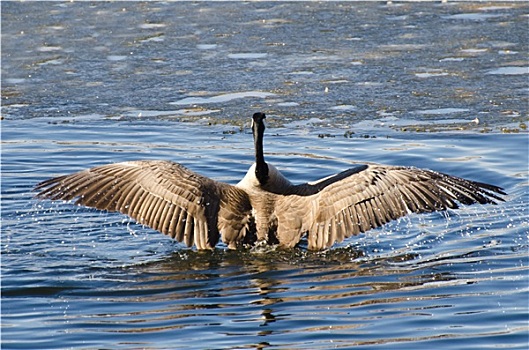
[[274, 164, 505, 250], [35, 160, 253, 250]]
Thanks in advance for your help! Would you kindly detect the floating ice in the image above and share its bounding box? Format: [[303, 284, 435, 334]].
[[139, 23, 166, 29], [460, 48, 488, 54], [288, 71, 314, 75], [122, 109, 220, 118], [197, 44, 217, 50], [439, 57, 465, 62], [37, 46, 62, 52], [331, 105, 356, 111], [444, 13, 503, 21], [107, 55, 128, 61], [277, 102, 300, 107], [228, 53, 268, 59], [170, 91, 276, 105], [486, 67, 528, 75], [414, 108, 470, 115], [415, 72, 449, 78]]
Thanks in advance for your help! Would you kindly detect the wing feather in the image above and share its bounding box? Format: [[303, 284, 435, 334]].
[[166, 206, 180, 239], [35, 160, 252, 249], [174, 207, 187, 242], [159, 203, 173, 235], [275, 164, 505, 250]]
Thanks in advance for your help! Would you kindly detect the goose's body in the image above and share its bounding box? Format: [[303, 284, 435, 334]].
[[36, 113, 506, 250]]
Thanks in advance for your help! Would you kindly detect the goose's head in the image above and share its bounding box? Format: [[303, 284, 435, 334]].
[[236, 113, 293, 192], [251, 112, 266, 130]]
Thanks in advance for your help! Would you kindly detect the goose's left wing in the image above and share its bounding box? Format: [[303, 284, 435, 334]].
[[274, 164, 505, 250]]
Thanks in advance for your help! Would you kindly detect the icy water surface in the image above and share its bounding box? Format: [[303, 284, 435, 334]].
[[2, 1, 528, 130], [2, 2, 529, 350]]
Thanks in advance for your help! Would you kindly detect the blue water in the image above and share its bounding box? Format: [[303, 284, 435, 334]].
[[2, 120, 528, 349], [2, 2, 528, 349]]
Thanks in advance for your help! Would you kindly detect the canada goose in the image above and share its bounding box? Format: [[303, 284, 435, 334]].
[[36, 112, 506, 250]]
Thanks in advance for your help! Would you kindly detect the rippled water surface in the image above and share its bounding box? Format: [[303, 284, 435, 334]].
[[2, 2, 528, 350]]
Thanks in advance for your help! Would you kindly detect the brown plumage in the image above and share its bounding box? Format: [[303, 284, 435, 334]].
[[35, 112, 506, 250]]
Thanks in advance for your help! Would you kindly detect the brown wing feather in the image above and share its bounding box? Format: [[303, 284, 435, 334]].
[[35, 160, 252, 249], [275, 164, 505, 250]]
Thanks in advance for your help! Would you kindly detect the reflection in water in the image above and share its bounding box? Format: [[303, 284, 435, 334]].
[[79, 247, 466, 342]]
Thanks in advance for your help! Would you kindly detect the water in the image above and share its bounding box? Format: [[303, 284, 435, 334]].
[[2, 2, 528, 350]]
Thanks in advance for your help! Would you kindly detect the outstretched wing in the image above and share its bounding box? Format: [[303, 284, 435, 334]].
[[35, 160, 252, 249], [274, 165, 506, 250]]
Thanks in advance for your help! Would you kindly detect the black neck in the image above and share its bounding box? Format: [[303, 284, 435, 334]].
[[252, 113, 269, 185]]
